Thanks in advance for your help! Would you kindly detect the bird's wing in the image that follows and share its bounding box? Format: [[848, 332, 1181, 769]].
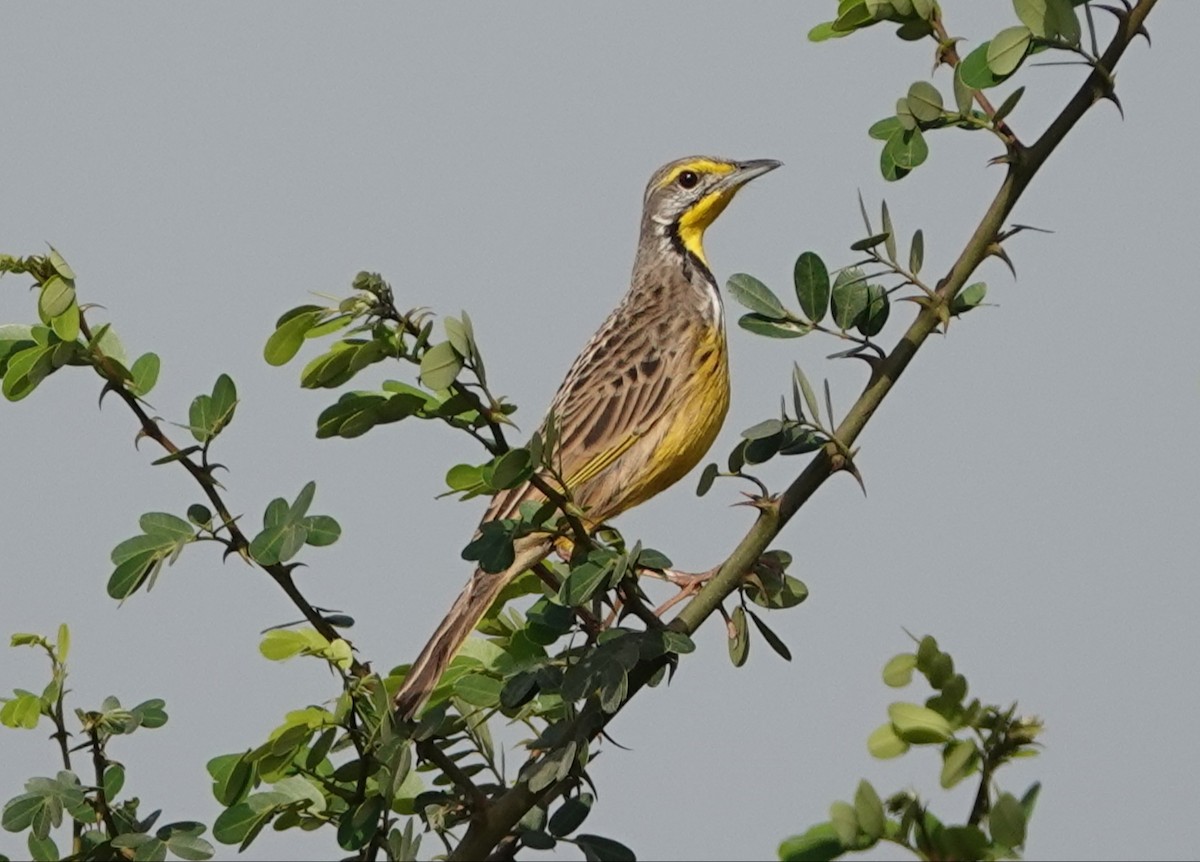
[[483, 297, 688, 525]]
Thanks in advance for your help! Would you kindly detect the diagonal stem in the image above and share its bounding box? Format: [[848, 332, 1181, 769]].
[[446, 3, 1158, 857]]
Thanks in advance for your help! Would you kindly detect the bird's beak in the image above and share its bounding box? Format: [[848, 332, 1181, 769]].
[[718, 158, 783, 191]]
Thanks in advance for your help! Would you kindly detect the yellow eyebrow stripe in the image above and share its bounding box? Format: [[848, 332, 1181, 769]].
[[657, 159, 735, 189]]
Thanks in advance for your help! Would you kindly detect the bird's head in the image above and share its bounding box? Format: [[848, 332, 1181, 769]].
[[642, 156, 782, 267]]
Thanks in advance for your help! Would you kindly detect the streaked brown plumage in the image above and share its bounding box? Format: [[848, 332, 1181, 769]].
[[394, 156, 780, 719]]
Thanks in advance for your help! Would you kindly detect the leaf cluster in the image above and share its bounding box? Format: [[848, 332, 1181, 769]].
[[780, 635, 1043, 862]]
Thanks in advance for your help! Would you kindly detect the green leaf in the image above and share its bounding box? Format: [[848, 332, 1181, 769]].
[[1015, 0, 1078, 42], [696, 462, 719, 497], [896, 17, 932, 40], [163, 831, 214, 861], [989, 792, 1027, 848], [575, 834, 636, 862], [867, 722, 910, 759], [189, 375, 238, 443], [259, 630, 310, 661], [880, 202, 897, 263], [951, 282, 988, 315], [794, 252, 830, 323], [746, 609, 791, 661], [727, 273, 787, 318], [462, 521, 515, 574], [140, 512, 194, 540], [129, 353, 161, 397], [993, 85, 1026, 125], [1021, 781, 1042, 821], [882, 653, 917, 687], [39, 276, 75, 320], [854, 780, 885, 842], [909, 229, 924, 276], [2, 792, 45, 832], [940, 738, 979, 788], [107, 549, 162, 600], [55, 624, 69, 664], [849, 232, 890, 253], [868, 117, 902, 141], [807, 20, 844, 43], [779, 822, 844, 862], [987, 26, 1032, 77], [741, 418, 784, 440], [559, 561, 609, 607], [906, 81, 943, 123], [829, 800, 858, 848], [727, 606, 749, 667], [27, 832, 58, 862], [103, 764, 125, 800], [50, 304, 79, 343], [832, 0, 874, 33], [0, 694, 42, 729], [888, 702, 954, 743], [264, 311, 321, 367], [132, 698, 168, 729], [488, 448, 532, 491], [453, 673, 502, 707], [886, 127, 928, 171], [548, 794, 594, 837], [186, 504, 212, 527], [855, 284, 889, 337], [207, 753, 254, 807], [794, 364, 819, 424], [636, 547, 672, 570], [831, 270, 869, 331], [3, 345, 55, 401], [958, 42, 1008, 90], [738, 314, 810, 339], [337, 797, 385, 851], [211, 802, 260, 846], [953, 70, 975, 115], [302, 515, 341, 547], [47, 248, 76, 281], [419, 341, 463, 391], [288, 481, 316, 522]]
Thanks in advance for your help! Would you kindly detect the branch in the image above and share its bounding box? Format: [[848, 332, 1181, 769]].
[[446, 3, 1158, 856], [87, 727, 120, 839], [77, 316, 353, 659]]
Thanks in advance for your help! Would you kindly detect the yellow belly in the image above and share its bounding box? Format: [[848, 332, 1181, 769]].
[[617, 328, 730, 512]]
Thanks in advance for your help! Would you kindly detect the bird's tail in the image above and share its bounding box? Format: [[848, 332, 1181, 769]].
[[393, 536, 552, 720]]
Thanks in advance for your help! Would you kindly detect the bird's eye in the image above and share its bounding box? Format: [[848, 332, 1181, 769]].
[[678, 170, 699, 189]]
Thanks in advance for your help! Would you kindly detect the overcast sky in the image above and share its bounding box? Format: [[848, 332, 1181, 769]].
[[2, 4, 1196, 861]]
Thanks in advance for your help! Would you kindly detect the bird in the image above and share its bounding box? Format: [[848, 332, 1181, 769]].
[[393, 155, 781, 719]]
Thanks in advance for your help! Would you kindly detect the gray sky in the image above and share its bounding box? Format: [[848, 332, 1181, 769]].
[[2, 4, 1196, 861]]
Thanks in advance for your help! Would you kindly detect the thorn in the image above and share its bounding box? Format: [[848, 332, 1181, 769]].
[[1135, 23, 1151, 47], [998, 224, 1055, 242], [98, 381, 116, 409], [844, 458, 868, 498], [935, 303, 952, 333], [1094, 4, 1127, 22], [987, 243, 1018, 279], [1103, 90, 1125, 119], [845, 352, 886, 388], [598, 728, 634, 752], [133, 427, 148, 449]]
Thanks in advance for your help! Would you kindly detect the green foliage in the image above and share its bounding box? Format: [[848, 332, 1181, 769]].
[[1, 628, 213, 861], [811, 0, 1092, 180], [248, 482, 342, 566], [780, 635, 1043, 861], [1, 0, 1156, 854]]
